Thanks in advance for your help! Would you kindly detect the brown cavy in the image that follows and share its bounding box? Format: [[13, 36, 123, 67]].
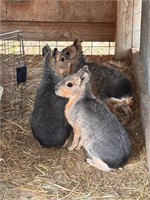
[[62, 39, 133, 125]]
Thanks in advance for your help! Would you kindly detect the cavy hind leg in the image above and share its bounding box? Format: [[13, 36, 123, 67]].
[[75, 137, 84, 150], [86, 157, 113, 172], [120, 105, 132, 125], [105, 97, 133, 125], [68, 135, 80, 150], [105, 98, 120, 115]]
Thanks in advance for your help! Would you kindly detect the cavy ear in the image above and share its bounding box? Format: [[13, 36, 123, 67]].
[[82, 65, 91, 75], [76, 65, 90, 77], [73, 39, 82, 50], [42, 44, 51, 57], [53, 48, 60, 62], [76, 65, 90, 86]]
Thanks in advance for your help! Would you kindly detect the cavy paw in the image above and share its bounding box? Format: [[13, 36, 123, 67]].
[[75, 145, 81, 150], [68, 146, 75, 151], [86, 158, 93, 165]]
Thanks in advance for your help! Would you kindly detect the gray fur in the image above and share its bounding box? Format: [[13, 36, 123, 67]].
[[30, 46, 72, 147], [73, 98, 131, 168], [55, 66, 132, 169]]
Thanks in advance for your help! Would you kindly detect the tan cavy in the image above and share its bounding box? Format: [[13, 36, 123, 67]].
[[55, 66, 132, 171], [62, 39, 133, 125]]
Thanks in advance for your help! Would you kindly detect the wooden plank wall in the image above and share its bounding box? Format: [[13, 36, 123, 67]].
[[132, 48, 150, 173], [140, 0, 150, 96], [0, 0, 116, 41], [115, 0, 141, 60]]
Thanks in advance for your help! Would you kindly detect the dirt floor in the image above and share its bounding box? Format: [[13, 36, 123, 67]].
[[1, 55, 149, 200]]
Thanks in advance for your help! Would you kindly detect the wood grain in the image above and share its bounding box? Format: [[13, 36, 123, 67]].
[[140, 0, 150, 95], [1, 0, 116, 23], [1, 22, 115, 41], [132, 0, 142, 48], [115, 0, 133, 60], [131, 48, 150, 173]]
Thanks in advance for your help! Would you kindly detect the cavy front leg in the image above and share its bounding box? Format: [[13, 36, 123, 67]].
[[68, 125, 81, 151], [75, 137, 84, 150], [63, 131, 74, 148]]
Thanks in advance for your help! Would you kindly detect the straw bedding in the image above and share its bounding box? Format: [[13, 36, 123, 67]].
[[1, 55, 149, 200]]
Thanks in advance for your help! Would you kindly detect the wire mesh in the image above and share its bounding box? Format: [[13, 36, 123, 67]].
[[22, 41, 115, 55], [0, 30, 27, 119], [0, 33, 115, 119]]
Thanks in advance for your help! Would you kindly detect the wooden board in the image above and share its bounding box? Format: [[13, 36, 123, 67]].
[[131, 48, 150, 173], [115, 0, 142, 60], [1, 0, 116, 23], [1, 21, 115, 41], [140, 0, 150, 95], [0, 0, 116, 41], [115, 0, 133, 60], [132, 0, 142, 48]]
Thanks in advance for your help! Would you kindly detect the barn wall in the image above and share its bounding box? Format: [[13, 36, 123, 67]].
[[115, 0, 142, 60], [132, 48, 150, 173], [140, 0, 150, 96], [0, 0, 116, 41]]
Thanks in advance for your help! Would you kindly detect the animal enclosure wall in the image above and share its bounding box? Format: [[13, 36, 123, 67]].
[[1, 0, 116, 41]]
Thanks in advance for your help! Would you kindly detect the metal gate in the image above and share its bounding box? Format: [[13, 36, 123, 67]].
[[0, 30, 27, 119]]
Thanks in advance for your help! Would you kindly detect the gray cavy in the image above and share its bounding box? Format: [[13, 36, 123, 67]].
[[55, 66, 132, 171], [62, 39, 133, 124], [30, 45, 72, 147]]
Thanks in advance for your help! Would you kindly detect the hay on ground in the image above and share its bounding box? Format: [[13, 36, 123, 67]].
[[1, 55, 149, 200]]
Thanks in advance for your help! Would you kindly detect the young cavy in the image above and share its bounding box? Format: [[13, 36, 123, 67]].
[[62, 39, 133, 125], [30, 45, 72, 147], [55, 66, 132, 171]]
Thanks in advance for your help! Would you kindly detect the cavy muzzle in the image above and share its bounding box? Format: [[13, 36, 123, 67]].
[[54, 85, 60, 96]]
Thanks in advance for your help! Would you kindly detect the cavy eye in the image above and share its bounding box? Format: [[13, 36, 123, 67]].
[[66, 51, 70, 56], [61, 57, 65, 62], [67, 83, 73, 87]]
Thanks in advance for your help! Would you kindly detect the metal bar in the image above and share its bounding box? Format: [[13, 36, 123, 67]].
[[0, 30, 21, 37], [2, 35, 19, 40], [1, 30, 26, 119]]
